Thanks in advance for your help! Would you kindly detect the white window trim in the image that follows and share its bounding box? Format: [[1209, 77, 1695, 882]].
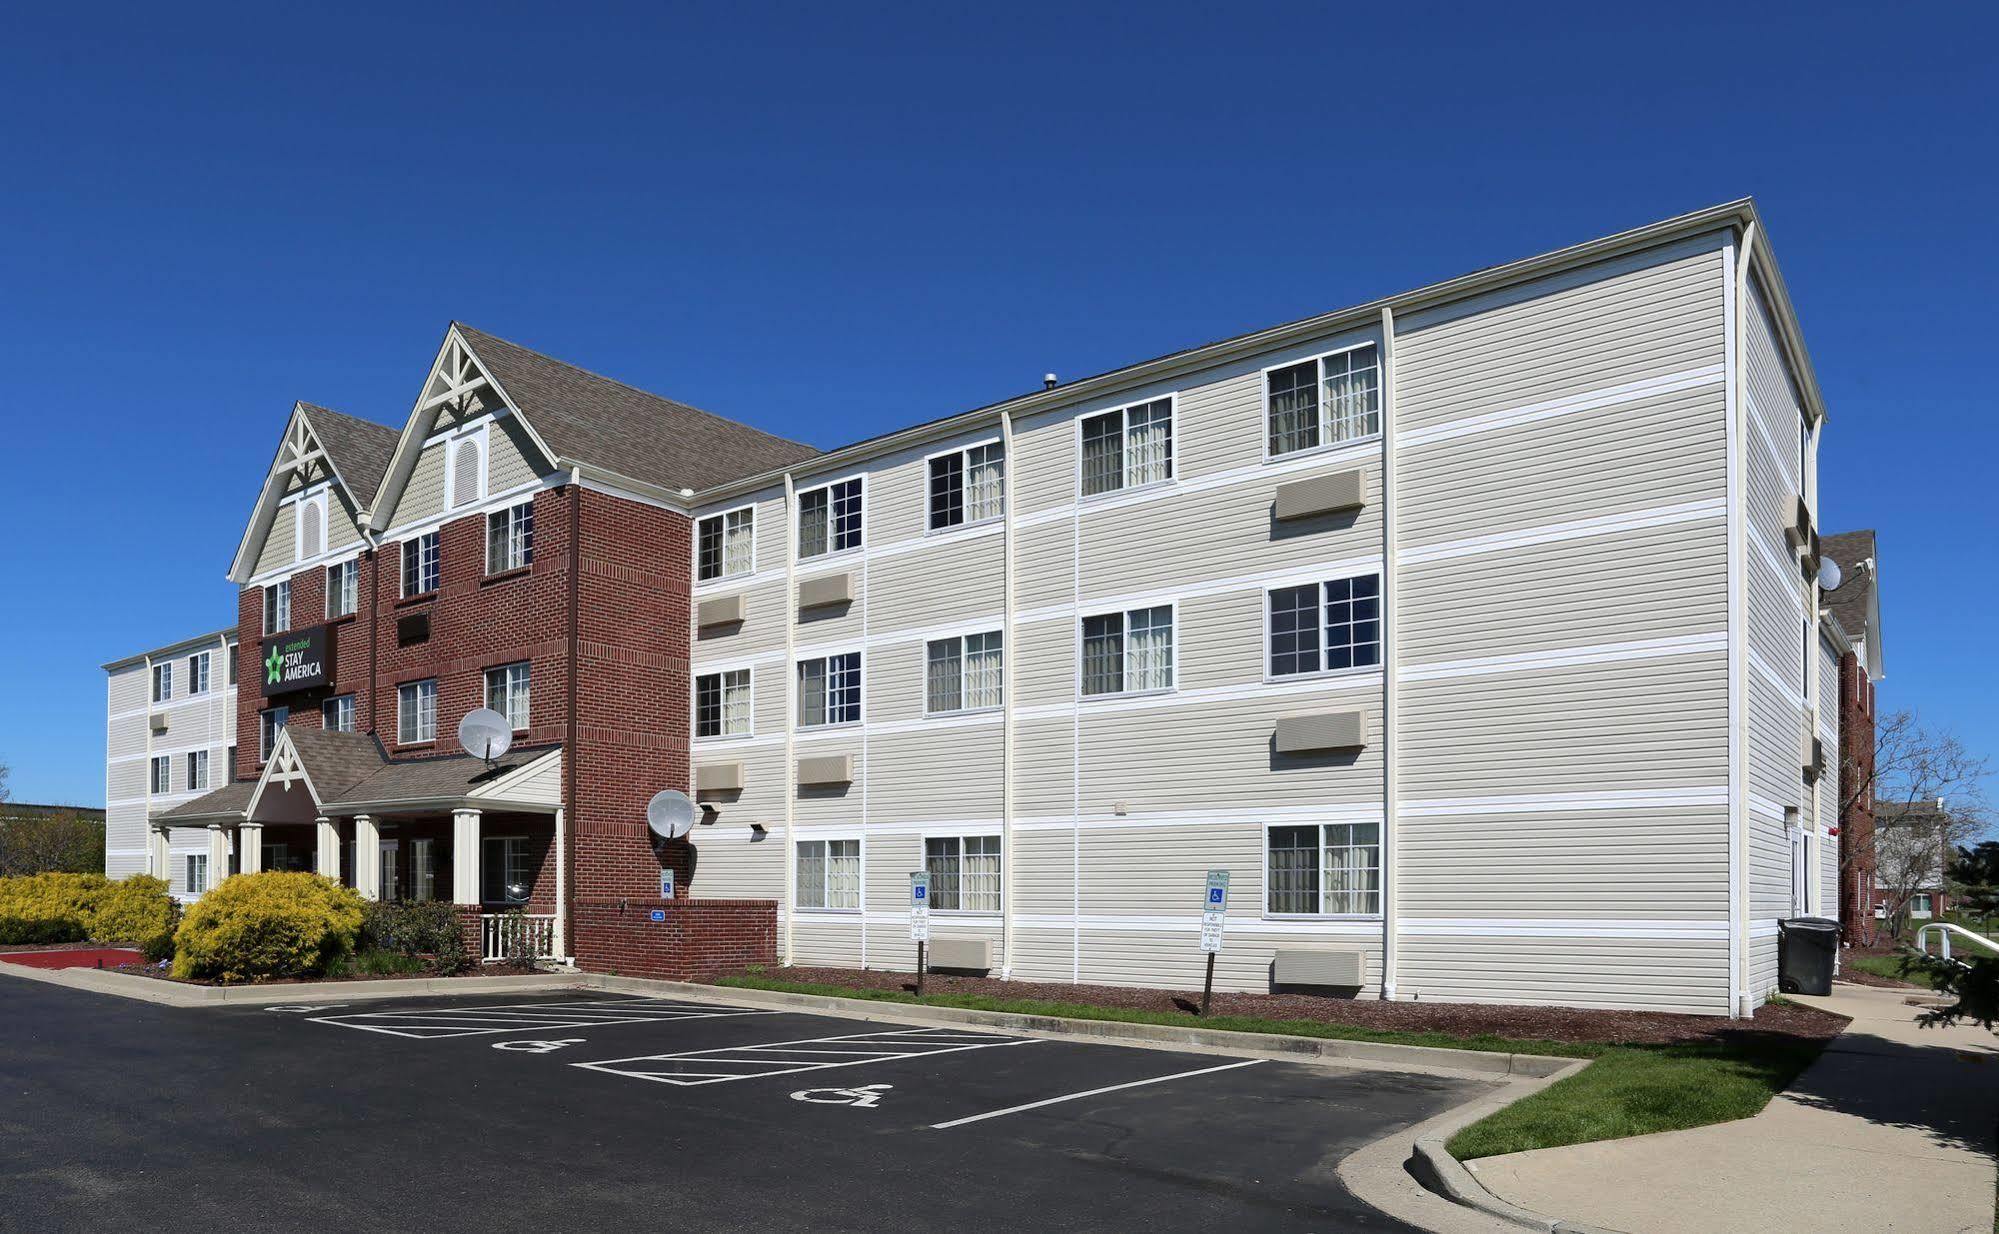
[[184, 852, 210, 896], [325, 557, 360, 620], [323, 694, 357, 733], [793, 472, 868, 561], [400, 531, 441, 598], [1260, 339, 1384, 464], [693, 667, 756, 742], [150, 755, 171, 794], [1075, 600, 1180, 701], [1074, 393, 1179, 502], [441, 422, 491, 511], [694, 501, 759, 583], [923, 630, 1005, 717], [264, 579, 291, 635], [397, 679, 438, 745], [185, 749, 209, 791], [1260, 820, 1385, 922], [792, 833, 864, 915], [919, 830, 1004, 915], [152, 662, 173, 704], [485, 499, 534, 575], [187, 650, 212, 696], [923, 437, 1006, 536], [484, 662, 531, 731], [1261, 573, 1384, 685], [293, 487, 330, 564], [795, 650, 865, 729]]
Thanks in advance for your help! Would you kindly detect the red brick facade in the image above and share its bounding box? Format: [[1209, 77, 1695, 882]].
[[1836, 649, 1878, 945], [571, 899, 777, 981]]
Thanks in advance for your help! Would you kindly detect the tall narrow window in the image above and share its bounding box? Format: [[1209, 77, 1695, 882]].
[[925, 632, 1003, 714], [326, 559, 358, 619], [696, 507, 755, 581], [1269, 575, 1381, 676], [150, 755, 171, 794], [924, 835, 1002, 912], [1267, 344, 1380, 456], [1267, 823, 1381, 915], [796, 652, 862, 727], [449, 434, 485, 508], [1080, 398, 1174, 496], [151, 662, 172, 703], [185, 853, 209, 895], [482, 836, 533, 904], [298, 495, 324, 559], [186, 750, 209, 792], [398, 679, 437, 744], [797, 478, 862, 558], [1080, 606, 1174, 697], [402, 532, 440, 597], [187, 651, 211, 695], [795, 838, 861, 910], [323, 694, 356, 733], [263, 580, 290, 635], [486, 502, 534, 574], [485, 662, 531, 730], [410, 838, 436, 902], [258, 707, 287, 763], [695, 669, 752, 738], [927, 443, 1005, 529]]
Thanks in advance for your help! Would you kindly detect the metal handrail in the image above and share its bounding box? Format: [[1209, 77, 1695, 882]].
[[1915, 921, 1999, 964]]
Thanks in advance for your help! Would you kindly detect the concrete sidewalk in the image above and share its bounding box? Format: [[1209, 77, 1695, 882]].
[[1466, 983, 1998, 1234]]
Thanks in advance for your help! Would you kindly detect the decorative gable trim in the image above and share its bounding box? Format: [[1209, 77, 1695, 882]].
[[245, 727, 322, 821], [228, 403, 382, 585]]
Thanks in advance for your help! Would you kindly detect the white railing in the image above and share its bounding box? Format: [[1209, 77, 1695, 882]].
[[1916, 922, 1999, 965], [481, 913, 557, 962]]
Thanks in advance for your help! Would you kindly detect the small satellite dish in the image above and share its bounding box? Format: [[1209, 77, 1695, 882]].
[[1816, 557, 1843, 591], [646, 789, 698, 841], [457, 708, 514, 766]]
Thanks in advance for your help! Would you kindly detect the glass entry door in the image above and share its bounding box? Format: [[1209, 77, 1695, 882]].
[[379, 839, 400, 903]]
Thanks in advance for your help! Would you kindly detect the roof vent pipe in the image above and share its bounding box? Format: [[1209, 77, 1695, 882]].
[[1043, 373, 1058, 390]]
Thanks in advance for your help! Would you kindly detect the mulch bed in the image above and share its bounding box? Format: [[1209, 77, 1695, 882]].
[[1, 947, 144, 970], [743, 966, 1849, 1047], [107, 962, 523, 986]]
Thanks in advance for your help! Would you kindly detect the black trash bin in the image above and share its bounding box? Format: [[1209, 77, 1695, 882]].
[[1778, 916, 1840, 995]]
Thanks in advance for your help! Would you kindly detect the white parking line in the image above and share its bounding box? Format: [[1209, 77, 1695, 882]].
[[309, 998, 781, 1039], [928, 1059, 1266, 1129], [572, 1027, 1033, 1087]]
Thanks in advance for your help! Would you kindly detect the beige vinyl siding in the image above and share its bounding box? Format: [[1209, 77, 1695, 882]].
[[791, 917, 865, 967], [255, 502, 297, 577], [687, 832, 785, 900], [325, 490, 365, 551], [391, 439, 448, 530], [488, 415, 543, 494], [694, 575, 788, 659], [1400, 936, 1728, 1013], [865, 726, 1002, 823]]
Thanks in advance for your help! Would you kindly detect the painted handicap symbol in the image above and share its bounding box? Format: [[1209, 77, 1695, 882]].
[[790, 1083, 892, 1108], [493, 1039, 587, 1054]]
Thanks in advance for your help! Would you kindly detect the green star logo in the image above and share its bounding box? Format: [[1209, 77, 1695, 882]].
[[265, 646, 284, 686]]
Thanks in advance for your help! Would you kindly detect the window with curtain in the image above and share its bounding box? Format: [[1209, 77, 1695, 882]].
[[1080, 397, 1174, 496], [485, 662, 531, 730], [1081, 606, 1174, 696], [695, 669, 752, 737], [258, 707, 287, 763], [263, 580, 290, 634], [151, 662, 172, 703], [928, 442, 1005, 529], [1269, 574, 1381, 676], [187, 651, 211, 695], [150, 755, 170, 794], [326, 559, 358, 618], [925, 632, 1002, 713], [696, 507, 755, 581], [925, 835, 1001, 912], [186, 750, 208, 791], [1267, 822, 1380, 915], [797, 478, 862, 558], [486, 502, 534, 574], [185, 853, 208, 895], [398, 679, 437, 744], [1267, 344, 1380, 457], [797, 653, 861, 727], [795, 838, 861, 909], [323, 694, 356, 733]]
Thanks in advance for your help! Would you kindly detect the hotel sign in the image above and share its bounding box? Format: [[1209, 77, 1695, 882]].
[[261, 625, 332, 697]]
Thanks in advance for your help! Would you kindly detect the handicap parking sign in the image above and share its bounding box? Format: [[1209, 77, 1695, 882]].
[[649, 909, 666, 922], [1208, 886, 1225, 906]]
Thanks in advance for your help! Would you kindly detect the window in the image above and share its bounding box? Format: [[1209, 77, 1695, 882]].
[[187, 651, 211, 695], [410, 838, 436, 902], [695, 669, 752, 738], [258, 707, 287, 762], [795, 838, 860, 910], [1266, 344, 1381, 456], [1080, 397, 1174, 496], [1911, 893, 1934, 917], [1269, 574, 1381, 677], [263, 580, 290, 634], [186, 750, 208, 792], [327, 559, 358, 619], [227, 648, 237, 685], [297, 492, 325, 560], [185, 853, 209, 895], [797, 477, 862, 558], [927, 442, 1005, 530], [485, 662, 531, 730], [1080, 606, 1174, 696], [487, 502, 534, 574], [150, 755, 170, 794], [398, 680, 437, 744], [448, 432, 486, 509], [796, 653, 862, 727], [481, 836, 534, 904], [1267, 823, 1381, 915], [323, 694, 356, 733], [151, 662, 172, 703], [925, 632, 1003, 714], [696, 507, 755, 581], [925, 835, 1001, 912], [401, 533, 440, 597]]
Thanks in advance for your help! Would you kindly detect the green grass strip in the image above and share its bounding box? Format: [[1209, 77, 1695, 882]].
[[712, 974, 1600, 1059]]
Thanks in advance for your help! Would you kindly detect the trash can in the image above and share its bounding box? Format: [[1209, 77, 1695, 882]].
[[1778, 916, 1839, 996]]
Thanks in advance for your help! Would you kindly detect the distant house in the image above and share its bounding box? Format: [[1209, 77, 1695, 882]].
[[1872, 799, 1949, 922]]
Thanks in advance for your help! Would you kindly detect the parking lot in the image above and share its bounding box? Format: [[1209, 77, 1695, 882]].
[[1, 980, 1492, 1232]]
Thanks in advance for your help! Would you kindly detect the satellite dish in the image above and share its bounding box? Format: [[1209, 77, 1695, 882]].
[[646, 789, 698, 841], [1817, 557, 1844, 591], [457, 708, 514, 765]]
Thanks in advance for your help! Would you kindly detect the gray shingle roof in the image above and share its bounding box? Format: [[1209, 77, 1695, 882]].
[[287, 728, 392, 800], [455, 325, 819, 493], [299, 403, 400, 509], [1821, 529, 1877, 641], [157, 779, 255, 823], [324, 744, 557, 810]]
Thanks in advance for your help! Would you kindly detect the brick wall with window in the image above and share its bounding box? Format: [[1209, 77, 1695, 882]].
[[1837, 649, 1878, 945], [234, 550, 381, 782]]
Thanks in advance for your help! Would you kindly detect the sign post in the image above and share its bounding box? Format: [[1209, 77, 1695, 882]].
[[1199, 869, 1229, 1015], [909, 871, 931, 996]]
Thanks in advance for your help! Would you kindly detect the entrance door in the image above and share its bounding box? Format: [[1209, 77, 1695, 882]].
[[379, 839, 400, 903]]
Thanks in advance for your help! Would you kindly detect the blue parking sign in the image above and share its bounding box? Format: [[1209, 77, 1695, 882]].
[[649, 909, 665, 922]]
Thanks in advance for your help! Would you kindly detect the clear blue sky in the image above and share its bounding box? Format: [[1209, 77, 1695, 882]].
[[1, 4, 1992, 806]]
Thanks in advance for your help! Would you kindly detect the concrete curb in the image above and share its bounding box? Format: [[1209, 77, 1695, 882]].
[[579, 974, 1577, 1079], [1409, 1140, 1619, 1233], [0, 960, 583, 1007]]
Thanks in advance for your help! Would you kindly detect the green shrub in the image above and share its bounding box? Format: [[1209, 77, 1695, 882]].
[[0, 914, 86, 945], [0, 872, 173, 946], [89, 874, 177, 949], [358, 900, 470, 974], [172, 872, 365, 981]]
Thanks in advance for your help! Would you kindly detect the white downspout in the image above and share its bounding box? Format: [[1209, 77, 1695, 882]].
[[781, 472, 799, 967], [999, 409, 1018, 979], [1378, 306, 1400, 1002], [1729, 223, 1758, 1017]]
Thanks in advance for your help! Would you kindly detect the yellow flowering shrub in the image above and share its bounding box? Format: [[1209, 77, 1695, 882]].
[[172, 872, 366, 981]]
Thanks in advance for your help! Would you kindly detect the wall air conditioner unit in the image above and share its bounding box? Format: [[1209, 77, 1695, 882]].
[[797, 571, 854, 613], [1783, 494, 1812, 551], [925, 937, 992, 972], [1273, 469, 1368, 522], [796, 753, 853, 786], [697, 594, 744, 628], [1273, 948, 1363, 988], [695, 762, 743, 793], [1274, 710, 1366, 755], [1803, 737, 1826, 785], [149, 713, 169, 733]]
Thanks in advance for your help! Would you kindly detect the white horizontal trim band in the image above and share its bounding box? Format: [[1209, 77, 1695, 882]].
[[1401, 497, 1726, 565], [1400, 786, 1729, 816], [1397, 364, 1725, 449], [1398, 631, 1726, 682]]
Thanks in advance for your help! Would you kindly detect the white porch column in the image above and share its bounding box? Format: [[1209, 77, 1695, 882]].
[[239, 823, 264, 874], [354, 815, 381, 901], [315, 817, 340, 879], [553, 806, 568, 960], [149, 825, 171, 881], [452, 809, 482, 905], [205, 824, 231, 889]]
